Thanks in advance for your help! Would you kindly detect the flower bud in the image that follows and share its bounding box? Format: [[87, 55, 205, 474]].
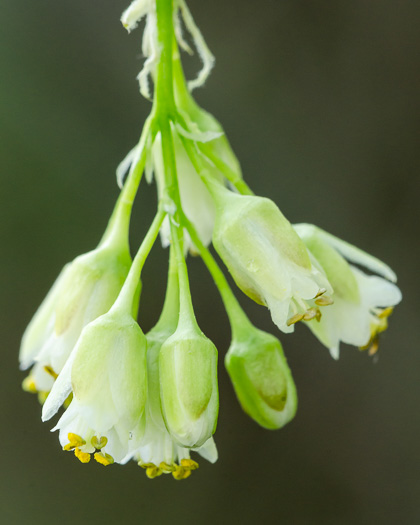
[[225, 329, 297, 430], [159, 326, 218, 448], [209, 183, 331, 333]]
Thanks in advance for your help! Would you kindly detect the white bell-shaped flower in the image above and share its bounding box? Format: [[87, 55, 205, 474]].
[[19, 218, 131, 396], [42, 308, 148, 464], [207, 180, 332, 333], [294, 223, 402, 359], [124, 328, 218, 480]]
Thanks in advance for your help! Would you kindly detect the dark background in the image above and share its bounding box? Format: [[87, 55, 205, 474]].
[[1, 1, 419, 524]]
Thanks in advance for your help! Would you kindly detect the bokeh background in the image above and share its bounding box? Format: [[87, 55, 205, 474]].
[[1, 1, 419, 523]]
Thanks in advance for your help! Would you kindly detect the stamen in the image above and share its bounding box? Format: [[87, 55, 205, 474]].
[[94, 452, 114, 466], [91, 436, 108, 450], [287, 313, 304, 326], [159, 462, 176, 473], [138, 462, 154, 469], [43, 365, 58, 379], [315, 288, 327, 298], [368, 339, 380, 356], [63, 393, 73, 409], [63, 433, 86, 451], [74, 447, 91, 464], [303, 308, 319, 321], [37, 392, 49, 404], [315, 295, 334, 306], [22, 376, 37, 394], [180, 459, 199, 470], [378, 307, 393, 319], [172, 466, 191, 480], [146, 465, 162, 479]]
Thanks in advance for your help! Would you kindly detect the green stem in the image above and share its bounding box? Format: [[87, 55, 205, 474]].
[[197, 142, 254, 196], [151, 245, 180, 334], [113, 209, 166, 315], [172, 40, 253, 196], [170, 219, 198, 330], [99, 116, 153, 250], [155, 0, 176, 116]]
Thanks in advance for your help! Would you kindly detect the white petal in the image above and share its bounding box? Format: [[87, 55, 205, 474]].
[[42, 345, 78, 421], [19, 264, 70, 370], [121, 0, 151, 33], [178, 0, 215, 91], [195, 437, 218, 464], [316, 226, 398, 283], [116, 146, 137, 189], [352, 267, 402, 307]]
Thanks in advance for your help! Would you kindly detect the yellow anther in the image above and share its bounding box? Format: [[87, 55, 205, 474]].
[[43, 365, 58, 379], [138, 462, 155, 469], [91, 436, 108, 449], [368, 339, 380, 356], [74, 447, 91, 464], [94, 452, 114, 466], [63, 433, 86, 451], [303, 308, 319, 321], [37, 391, 49, 405], [286, 313, 304, 326], [315, 295, 334, 306], [315, 288, 327, 298], [63, 393, 73, 409], [378, 307, 393, 319], [180, 459, 199, 471], [172, 466, 192, 480], [146, 466, 162, 479], [22, 376, 37, 394], [315, 309, 322, 322], [159, 462, 176, 473]]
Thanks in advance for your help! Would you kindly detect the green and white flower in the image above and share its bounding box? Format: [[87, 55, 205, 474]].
[[124, 328, 217, 480], [19, 235, 131, 396], [294, 224, 402, 359], [42, 307, 148, 465], [207, 180, 332, 333]]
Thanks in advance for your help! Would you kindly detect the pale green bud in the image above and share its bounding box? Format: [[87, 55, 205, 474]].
[[159, 326, 219, 448], [225, 330, 297, 430]]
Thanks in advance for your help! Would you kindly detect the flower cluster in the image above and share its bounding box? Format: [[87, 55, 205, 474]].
[[20, 0, 401, 480]]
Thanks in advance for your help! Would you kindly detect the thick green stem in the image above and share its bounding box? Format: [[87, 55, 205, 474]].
[[155, 0, 176, 116], [151, 245, 180, 334], [113, 209, 166, 315], [99, 117, 152, 251]]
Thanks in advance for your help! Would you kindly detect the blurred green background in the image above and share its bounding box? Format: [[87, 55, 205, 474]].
[[1, 0, 419, 523]]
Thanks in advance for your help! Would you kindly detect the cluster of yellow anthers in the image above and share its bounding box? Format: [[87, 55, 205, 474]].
[[64, 433, 114, 466], [286, 289, 334, 327], [139, 459, 199, 480], [360, 307, 394, 356]]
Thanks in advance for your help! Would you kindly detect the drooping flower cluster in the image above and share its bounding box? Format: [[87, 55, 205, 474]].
[[20, 0, 401, 480]]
